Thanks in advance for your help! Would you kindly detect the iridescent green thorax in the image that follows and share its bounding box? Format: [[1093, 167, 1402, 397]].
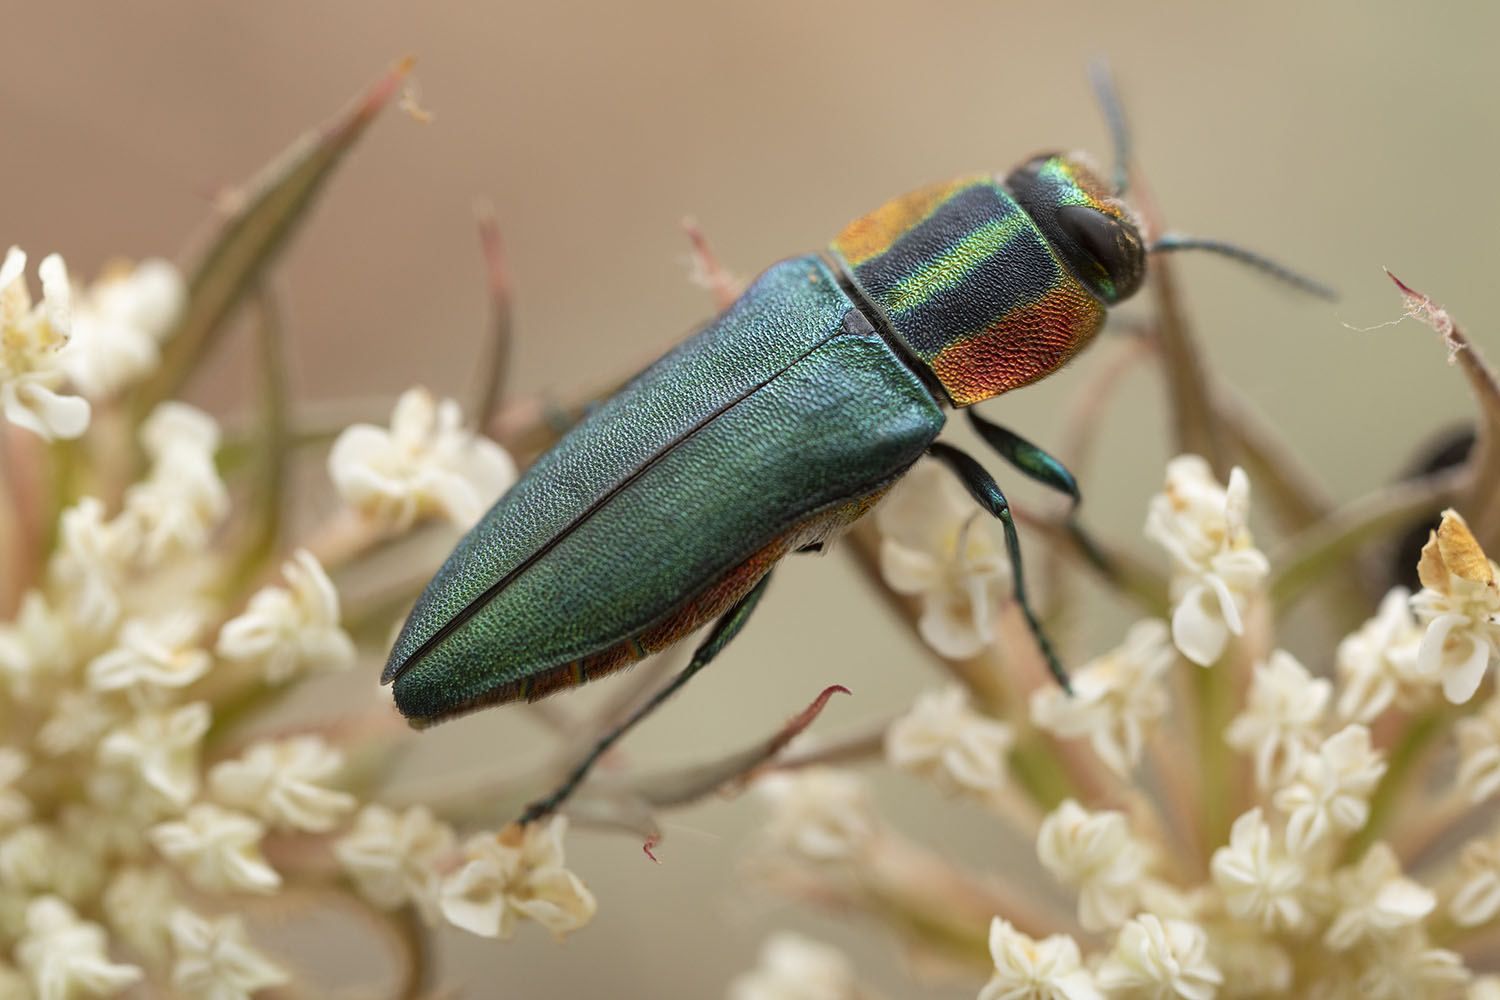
[[830, 171, 1108, 407]]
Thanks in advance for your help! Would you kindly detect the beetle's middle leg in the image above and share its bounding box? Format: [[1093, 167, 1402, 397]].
[[517, 571, 776, 825], [966, 410, 1080, 507], [926, 441, 1072, 694]]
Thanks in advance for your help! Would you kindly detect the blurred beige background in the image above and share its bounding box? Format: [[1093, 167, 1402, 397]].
[[4, 0, 1498, 996]]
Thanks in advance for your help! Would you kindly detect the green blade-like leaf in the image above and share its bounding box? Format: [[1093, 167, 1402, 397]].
[[136, 57, 413, 414]]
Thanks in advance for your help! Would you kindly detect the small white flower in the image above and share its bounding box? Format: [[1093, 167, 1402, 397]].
[[1203, 929, 1292, 998], [755, 768, 876, 862], [62, 257, 183, 399], [439, 818, 596, 940], [1451, 830, 1500, 927], [1031, 619, 1175, 776], [1036, 799, 1149, 933], [1323, 842, 1434, 950], [0, 247, 90, 440], [149, 804, 280, 895], [14, 896, 142, 1000], [47, 497, 135, 637], [0, 590, 73, 703], [37, 688, 122, 758], [328, 386, 516, 532], [1096, 914, 1222, 1000], [334, 804, 456, 924], [885, 685, 1014, 796], [1145, 456, 1268, 666], [1412, 510, 1500, 704], [1224, 649, 1330, 790], [122, 403, 229, 567], [1336, 587, 1427, 723], [1457, 695, 1500, 803], [980, 917, 1103, 1000], [1272, 724, 1385, 853], [875, 460, 1011, 659], [101, 866, 179, 967], [86, 612, 211, 699], [215, 549, 355, 682], [1209, 808, 1309, 932], [728, 932, 857, 1000], [97, 701, 211, 806], [169, 908, 287, 1000], [1355, 926, 1469, 1000], [1474, 976, 1500, 1000], [209, 735, 355, 832]]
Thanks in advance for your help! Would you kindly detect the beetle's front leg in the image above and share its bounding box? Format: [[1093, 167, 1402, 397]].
[[966, 410, 1080, 508], [925, 442, 1072, 694], [518, 571, 776, 825]]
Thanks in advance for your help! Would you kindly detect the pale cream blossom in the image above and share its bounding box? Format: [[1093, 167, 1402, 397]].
[[36, 689, 121, 759], [1457, 695, 1500, 803], [1272, 724, 1385, 853], [334, 804, 456, 924], [1144, 456, 1268, 666], [215, 549, 355, 682], [1336, 587, 1426, 723], [122, 403, 229, 567], [1202, 929, 1292, 998], [14, 896, 141, 1000], [1036, 800, 1150, 933], [101, 866, 178, 967], [439, 819, 596, 940], [756, 768, 876, 862], [980, 917, 1103, 1000], [209, 735, 355, 832], [97, 701, 210, 806], [1356, 927, 1469, 1000], [1224, 650, 1330, 790], [885, 685, 1014, 796], [86, 613, 211, 700], [727, 932, 857, 1000], [1031, 619, 1175, 776], [328, 386, 516, 532], [148, 804, 280, 895], [0, 247, 89, 440], [168, 908, 286, 1000], [0, 591, 73, 703], [1323, 842, 1434, 950], [1209, 809, 1309, 932], [47, 498, 134, 638], [875, 460, 1010, 659], [1412, 510, 1500, 704], [1096, 914, 1222, 1000], [62, 258, 183, 399], [1450, 830, 1500, 927]]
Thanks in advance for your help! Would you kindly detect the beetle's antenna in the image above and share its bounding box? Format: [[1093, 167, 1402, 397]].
[[1087, 58, 1131, 196], [1150, 233, 1338, 301]]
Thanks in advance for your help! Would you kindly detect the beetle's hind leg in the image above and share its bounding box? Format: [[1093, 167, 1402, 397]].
[[517, 571, 776, 825], [926, 441, 1072, 694]]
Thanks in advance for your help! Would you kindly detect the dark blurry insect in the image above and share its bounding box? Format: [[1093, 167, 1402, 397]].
[[382, 68, 1332, 823]]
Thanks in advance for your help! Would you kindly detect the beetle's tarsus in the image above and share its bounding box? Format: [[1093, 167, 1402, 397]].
[[926, 442, 1073, 694], [517, 571, 777, 824]]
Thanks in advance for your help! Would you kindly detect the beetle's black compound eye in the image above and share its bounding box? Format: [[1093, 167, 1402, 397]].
[[1056, 204, 1146, 304], [1004, 153, 1148, 305]]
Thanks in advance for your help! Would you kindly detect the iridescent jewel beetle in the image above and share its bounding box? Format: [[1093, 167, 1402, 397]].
[[382, 73, 1331, 823]]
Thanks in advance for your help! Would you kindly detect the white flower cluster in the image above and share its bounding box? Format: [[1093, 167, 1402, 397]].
[[0, 369, 585, 997], [746, 460, 1500, 1000]]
